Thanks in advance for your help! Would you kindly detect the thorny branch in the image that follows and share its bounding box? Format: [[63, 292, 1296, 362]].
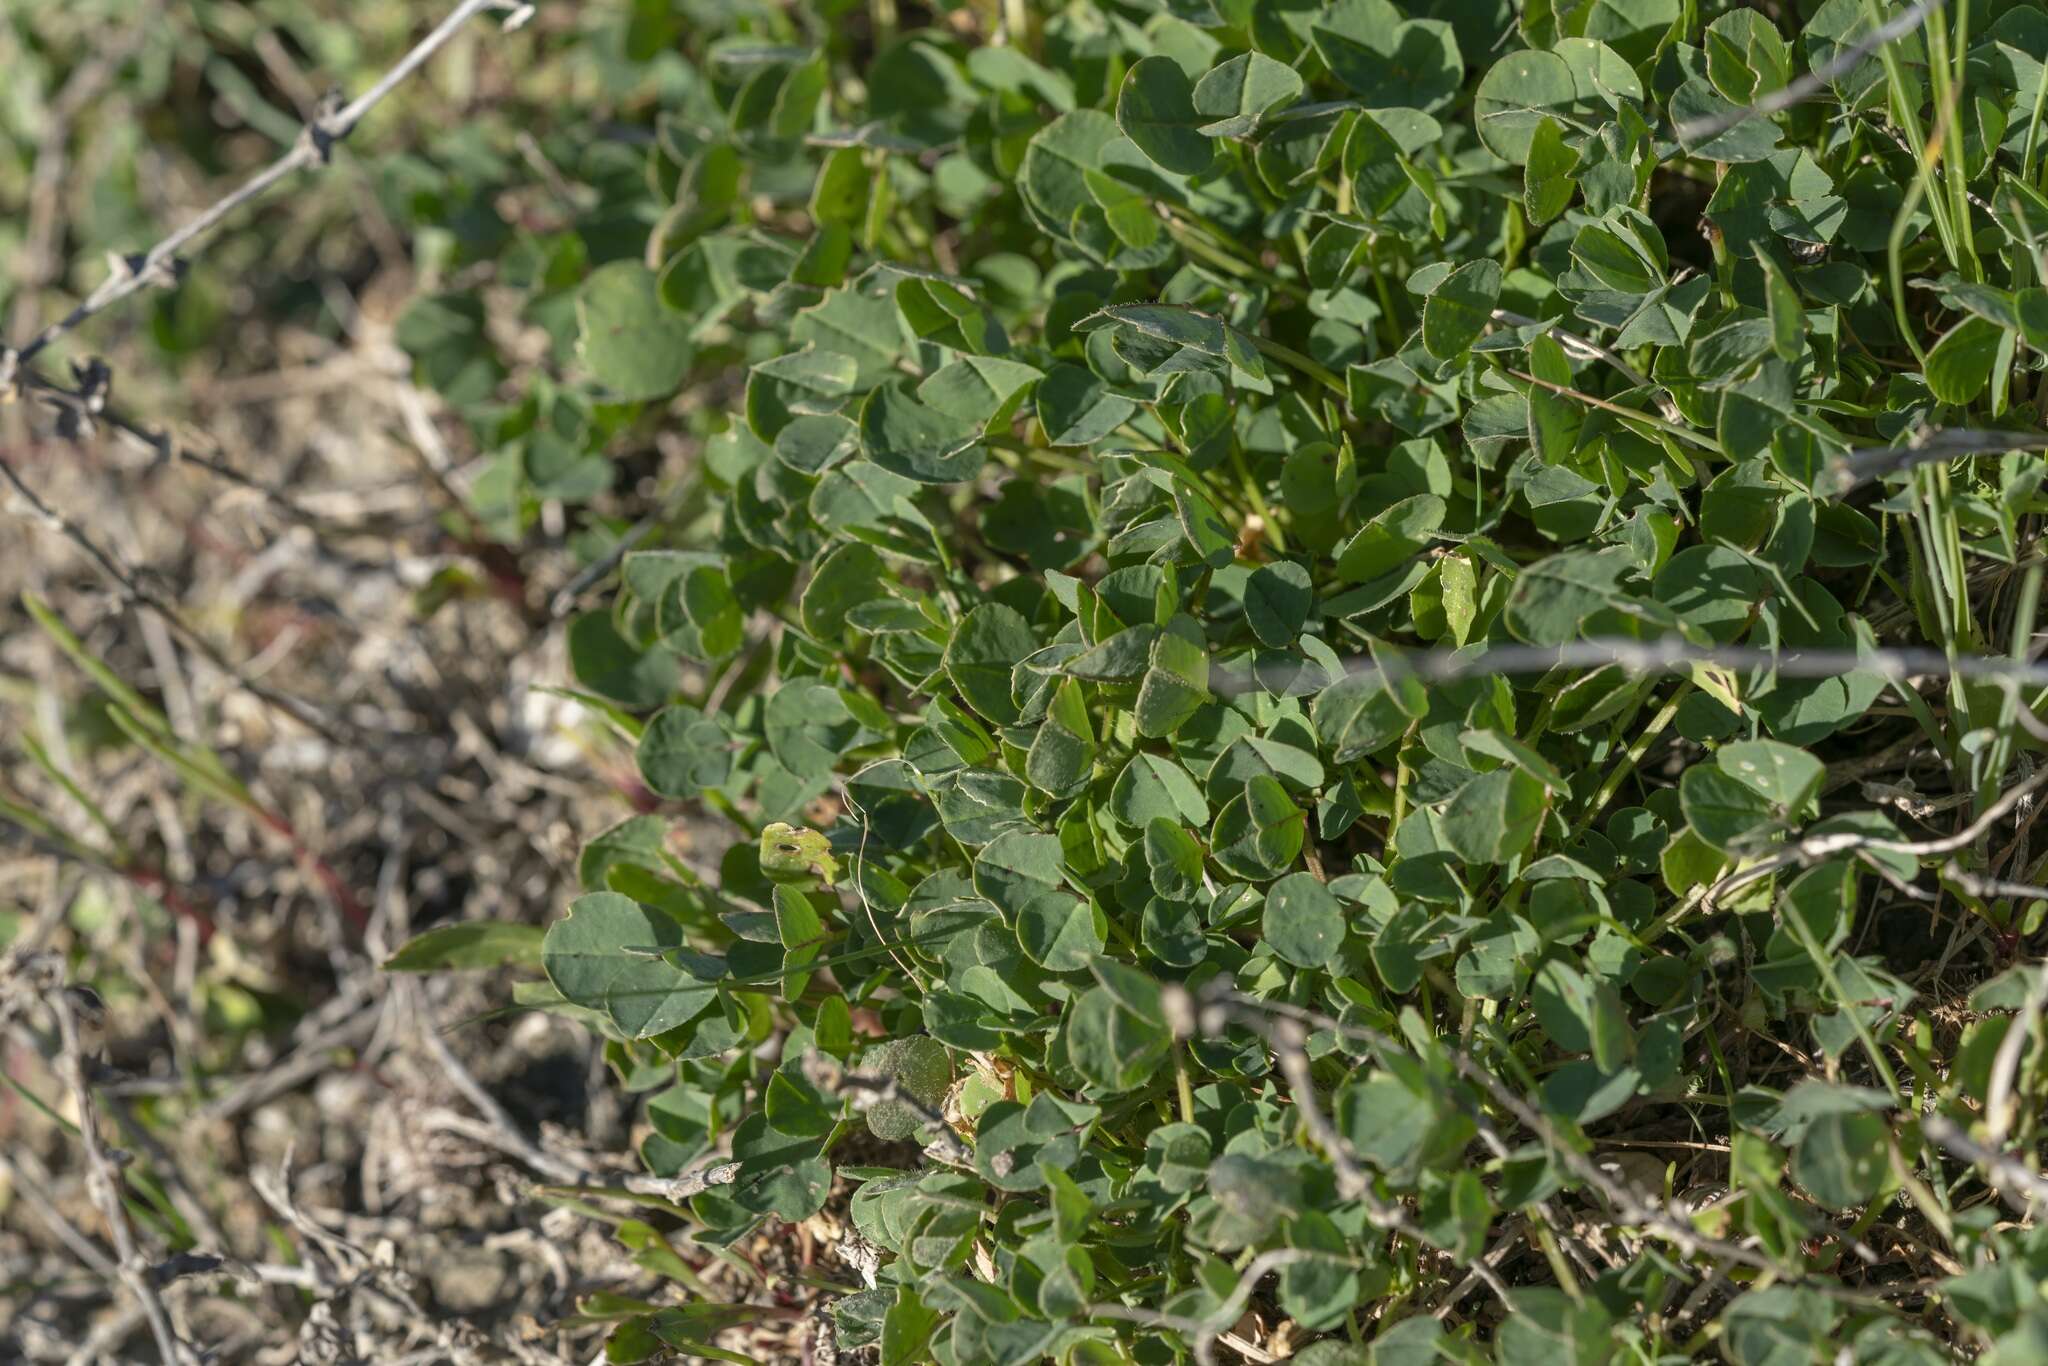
[[0, 0, 540, 748], [18, 362, 356, 529], [0, 0, 535, 376]]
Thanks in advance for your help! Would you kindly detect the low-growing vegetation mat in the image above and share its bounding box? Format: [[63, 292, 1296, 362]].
[[23, 0, 2048, 1361]]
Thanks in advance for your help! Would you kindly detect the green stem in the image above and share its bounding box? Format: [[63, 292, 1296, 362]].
[[1573, 683, 1692, 836], [1930, 0, 1981, 281], [1229, 445, 1286, 552], [1868, 0, 1961, 273], [1979, 564, 2044, 817], [1163, 217, 1305, 299], [1248, 334, 1348, 398], [2031, 59, 2048, 191], [1780, 896, 1903, 1100]]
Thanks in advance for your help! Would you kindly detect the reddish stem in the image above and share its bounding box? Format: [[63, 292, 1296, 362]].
[[254, 809, 370, 937], [123, 867, 218, 946]]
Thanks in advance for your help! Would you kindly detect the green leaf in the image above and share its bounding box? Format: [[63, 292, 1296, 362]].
[[774, 884, 825, 996], [1315, 670, 1427, 763], [800, 542, 888, 644], [896, 277, 1007, 355], [1680, 764, 1777, 851], [637, 705, 732, 799], [1335, 495, 1446, 584], [1026, 679, 1097, 797], [1016, 889, 1105, 972], [1759, 252, 1804, 362], [1925, 314, 2005, 406], [578, 262, 693, 402], [859, 1037, 953, 1142], [1264, 872, 1345, 969], [1212, 775, 1305, 880], [1067, 965, 1171, 1094], [1496, 1289, 1616, 1366], [860, 380, 987, 484], [1135, 616, 1212, 738], [765, 680, 874, 780], [1473, 49, 1577, 163], [1671, 76, 1782, 161], [1144, 818, 1206, 901], [1192, 52, 1304, 138], [1245, 561, 1313, 647], [1421, 260, 1502, 361], [1111, 753, 1210, 827], [568, 612, 679, 710], [1716, 739, 1823, 810], [1315, 6, 1465, 113], [1440, 766, 1548, 866], [1531, 958, 1632, 1070], [920, 355, 1043, 429], [1792, 1110, 1889, 1209], [1038, 364, 1137, 447], [385, 922, 543, 973], [974, 829, 1066, 914], [945, 604, 1035, 726], [1116, 55, 1214, 175], [1503, 548, 1641, 646], [760, 822, 840, 886], [1720, 1288, 1834, 1366], [396, 291, 502, 404], [542, 893, 717, 1039], [1523, 116, 1579, 223]]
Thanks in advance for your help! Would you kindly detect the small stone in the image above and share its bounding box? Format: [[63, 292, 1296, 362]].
[[426, 1244, 513, 1314]]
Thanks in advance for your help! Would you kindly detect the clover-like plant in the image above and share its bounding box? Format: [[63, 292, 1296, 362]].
[[388, 1, 2048, 1360]]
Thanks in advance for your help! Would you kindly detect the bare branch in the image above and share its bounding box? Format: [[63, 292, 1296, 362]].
[[1921, 1114, 2048, 1213], [0, 1145, 119, 1278], [410, 980, 593, 1185], [1702, 762, 2048, 910], [39, 961, 193, 1365], [19, 364, 354, 528], [1223, 636, 2048, 695], [620, 1161, 743, 1202], [1823, 426, 2048, 494], [1982, 959, 2048, 1146], [1192, 981, 1792, 1282], [1489, 308, 1676, 417]]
